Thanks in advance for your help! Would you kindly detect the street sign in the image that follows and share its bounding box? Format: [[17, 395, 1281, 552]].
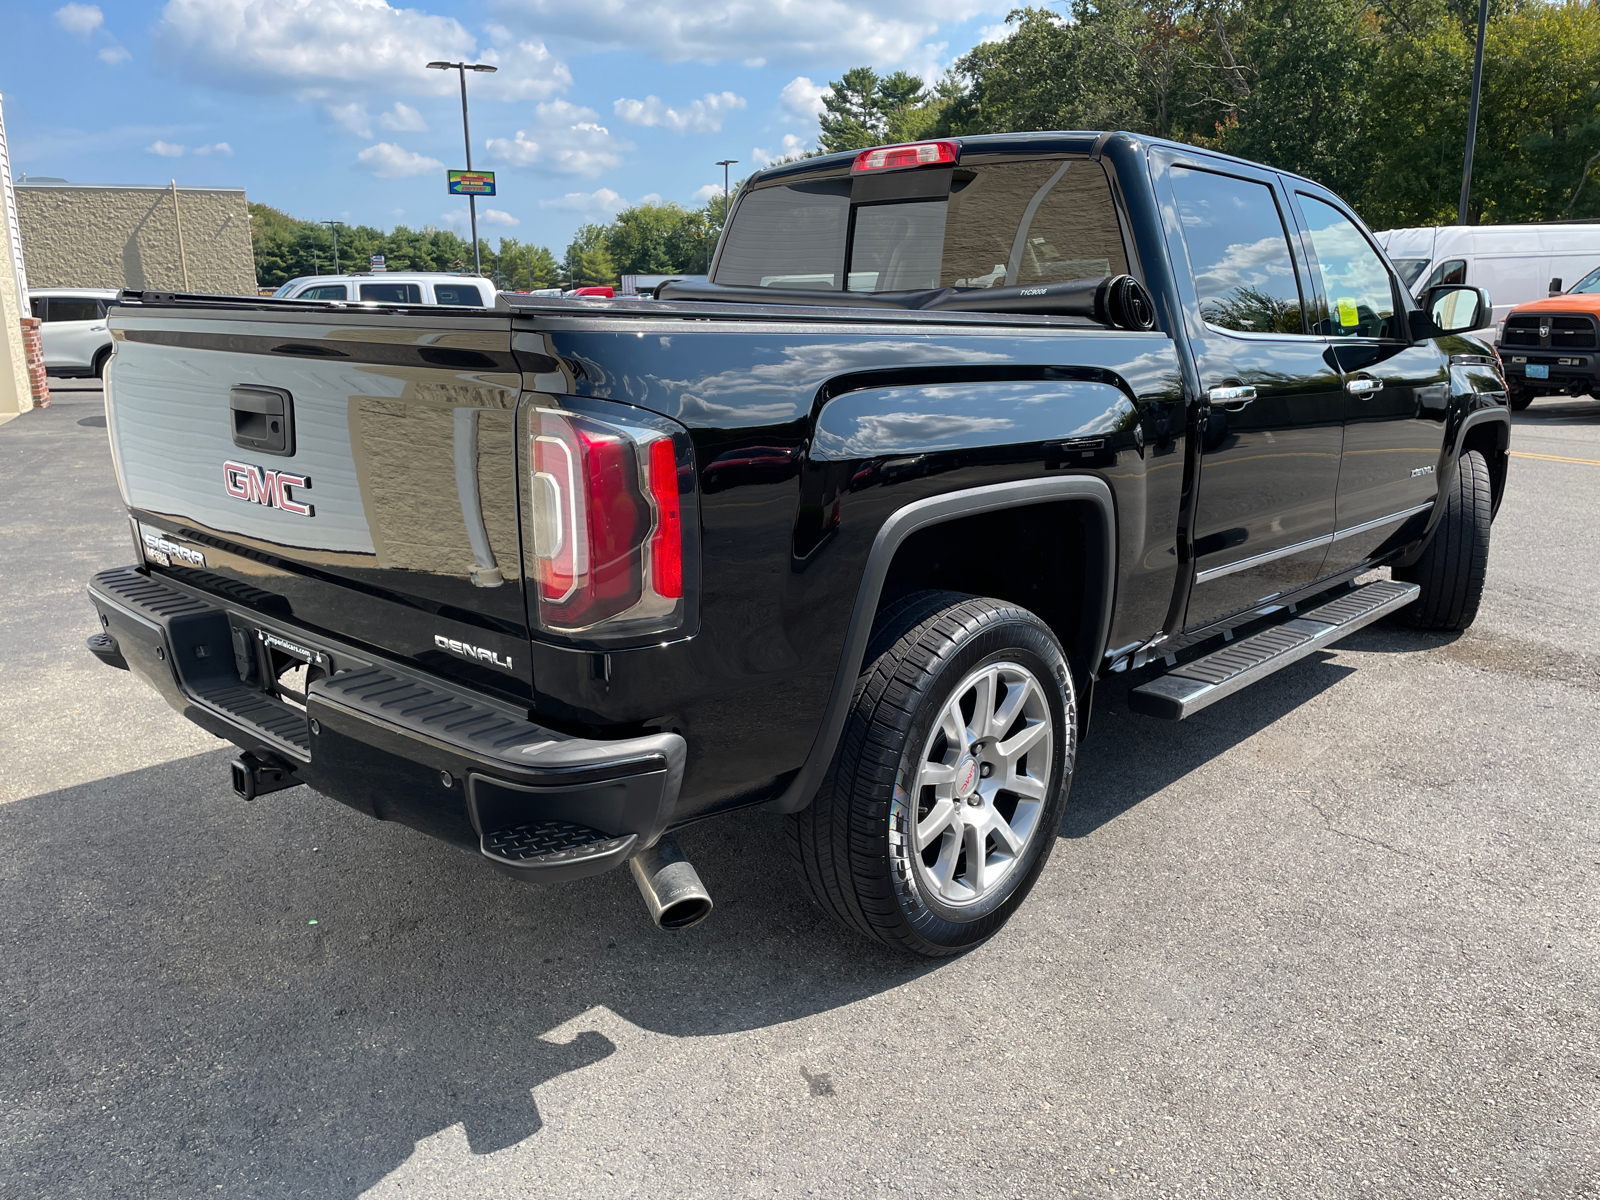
[[448, 170, 496, 196], [369, 254, 386, 272]]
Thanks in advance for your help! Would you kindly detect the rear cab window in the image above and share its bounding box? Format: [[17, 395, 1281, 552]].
[[714, 158, 1129, 298], [295, 284, 349, 301]]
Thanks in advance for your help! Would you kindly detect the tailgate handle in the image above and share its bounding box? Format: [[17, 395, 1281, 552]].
[[230, 385, 295, 457]]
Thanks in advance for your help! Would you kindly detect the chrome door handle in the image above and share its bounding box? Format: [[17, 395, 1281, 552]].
[[1345, 378, 1383, 395], [1207, 384, 1256, 409]]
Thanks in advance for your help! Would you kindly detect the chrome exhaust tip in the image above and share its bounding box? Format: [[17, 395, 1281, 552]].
[[628, 835, 713, 930]]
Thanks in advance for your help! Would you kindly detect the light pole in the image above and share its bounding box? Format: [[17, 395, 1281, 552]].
[[320, 220, 343, 274], [427, 59, 498, 275], [715, 158, 738, 227], [1457, 0, 1489, 225]]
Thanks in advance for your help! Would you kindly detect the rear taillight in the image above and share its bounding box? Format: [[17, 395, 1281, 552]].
[[851, 140, 959, 173], [528, 408, 689, 640]]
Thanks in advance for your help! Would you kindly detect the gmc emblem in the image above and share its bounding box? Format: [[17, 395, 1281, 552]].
[[223, 460, 314, 516]]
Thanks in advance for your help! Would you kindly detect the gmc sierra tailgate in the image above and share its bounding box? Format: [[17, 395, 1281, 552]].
[[106, 298, 531, 700]]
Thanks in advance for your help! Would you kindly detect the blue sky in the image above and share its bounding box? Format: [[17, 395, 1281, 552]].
[[0, 0, 1019, 253]]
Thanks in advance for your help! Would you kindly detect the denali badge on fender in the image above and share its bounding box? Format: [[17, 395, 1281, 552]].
[[223, 460, 313, 516], [434, 634, 514, 671]]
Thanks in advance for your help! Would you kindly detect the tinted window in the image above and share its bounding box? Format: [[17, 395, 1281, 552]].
[[1424, 258, 1466, 289], [433, 283, 485, 306], [296, 284, 349, 300], [1298, 194, 1401, 338], [44, 298, 101, 322], [849, 201, 947, 292], [1392, 258, 1429, 289], [359, 282, 422, 303], [1171, 167, 1305, 335], [715, 180, 852, 289], [30, 297, 44, 318]]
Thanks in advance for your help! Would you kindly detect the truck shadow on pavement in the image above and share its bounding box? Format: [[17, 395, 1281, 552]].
[[1, 651, 1354, 1197]]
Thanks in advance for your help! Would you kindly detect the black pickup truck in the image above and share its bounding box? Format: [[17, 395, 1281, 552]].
[[86, 132, 1510, 956]]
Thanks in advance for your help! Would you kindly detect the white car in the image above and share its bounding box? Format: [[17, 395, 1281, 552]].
[[29, 288, 119, 378], [271, 272, 495, 306]]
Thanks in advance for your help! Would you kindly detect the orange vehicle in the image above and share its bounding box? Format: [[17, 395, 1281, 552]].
[[1498, 266, 1600, 408]]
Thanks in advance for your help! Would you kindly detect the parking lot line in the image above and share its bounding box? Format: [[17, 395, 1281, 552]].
[[1509, 450, 1600, 467]]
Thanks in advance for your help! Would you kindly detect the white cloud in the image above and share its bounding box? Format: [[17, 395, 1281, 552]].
[[146, 140, 186, 157], [379, 102, 428, 132], [492, 0, 1006, 66], [98, 45, 131, 64], [356, 142, 445, 178], [752, 134, 808, 167], [485, 101, 629, 177], [327, 102, 371, 138], [691, 183, 723, 203], [481, 208, 520, 226], [193, 142, 233, 156], [977, 21, 1016, 42], [612, 91, 745, 134], [153, 0, 570, 101], [540, 188, 627, 216], [779, 76, 828, 123], [55, 3, 103, 34]]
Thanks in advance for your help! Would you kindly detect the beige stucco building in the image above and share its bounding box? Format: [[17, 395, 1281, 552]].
[[15, 182, 255, 294]]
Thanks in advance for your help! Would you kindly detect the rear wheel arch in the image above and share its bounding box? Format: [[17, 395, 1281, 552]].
[[771, 476, 1116, 815]]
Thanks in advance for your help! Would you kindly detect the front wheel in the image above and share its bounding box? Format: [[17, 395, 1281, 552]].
[[1506, 386, 1533, 411], [787, 592, 1076, 956], [1394, 449, 1491, 631]]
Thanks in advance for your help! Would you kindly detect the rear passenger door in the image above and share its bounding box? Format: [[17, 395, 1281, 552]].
[[37, 296, 107, 370], [1289, 190, 1448, 575], [1161, 159, 1346, 630]]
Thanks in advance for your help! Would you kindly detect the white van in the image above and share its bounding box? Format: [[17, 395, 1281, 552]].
[[270, 272, 495, 306], [1373, 224, 1600, 340], [29, 288, 120, 378]]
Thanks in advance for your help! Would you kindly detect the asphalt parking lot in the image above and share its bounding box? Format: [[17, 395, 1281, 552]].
[[2, 379, 1598, 1200]]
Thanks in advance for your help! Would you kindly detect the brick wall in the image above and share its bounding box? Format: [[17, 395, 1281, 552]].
[[20, 317, 48, 407], [15, 184, 256, 295]]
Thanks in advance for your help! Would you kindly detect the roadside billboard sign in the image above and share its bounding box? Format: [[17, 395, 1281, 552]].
[[448, 170, 496, 196]]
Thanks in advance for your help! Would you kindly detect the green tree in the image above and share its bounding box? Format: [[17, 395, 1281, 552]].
[[564, 224, 618, 287]]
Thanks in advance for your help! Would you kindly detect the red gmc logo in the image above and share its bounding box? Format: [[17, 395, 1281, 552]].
[[223, 460, 314, 517]]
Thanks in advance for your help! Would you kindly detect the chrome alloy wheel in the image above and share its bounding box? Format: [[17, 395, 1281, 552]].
[[909, 660, 1053, 907]]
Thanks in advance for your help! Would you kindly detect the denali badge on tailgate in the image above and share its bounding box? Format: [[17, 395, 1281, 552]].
[[434, 635, 514, 671], [223, 460, 313, 516]]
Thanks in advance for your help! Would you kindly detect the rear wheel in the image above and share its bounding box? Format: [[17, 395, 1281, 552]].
[[1394, 449, 1492, 631], [92, 348, 110, 379], [787, 592, 1076, 956]]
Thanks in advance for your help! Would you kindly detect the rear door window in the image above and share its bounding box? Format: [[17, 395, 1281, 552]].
[[296, 284, 349, 300], [1170, 167, 1306, 334], [44, 297, 101, 322], [359, 282, 423, 303], [433, 283, 485, 306]]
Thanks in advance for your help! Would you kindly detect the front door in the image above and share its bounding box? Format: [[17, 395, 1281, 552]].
[[1163, 162, 1347, 630], [1291, 192, 1449, 573]]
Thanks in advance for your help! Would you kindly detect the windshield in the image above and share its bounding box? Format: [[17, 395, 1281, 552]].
[[1570, 266, 1600, 294], [714, 160, 1128, 294], [1391, 258, 1429, 290]]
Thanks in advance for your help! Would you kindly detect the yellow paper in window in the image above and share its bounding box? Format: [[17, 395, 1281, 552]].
[[1337, 297, 1359, 327]]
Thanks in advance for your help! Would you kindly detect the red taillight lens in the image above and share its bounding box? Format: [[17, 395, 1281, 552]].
[[529, 409, 686, 637], [648, 437, 683, 599], [851, 140, 959, 173]]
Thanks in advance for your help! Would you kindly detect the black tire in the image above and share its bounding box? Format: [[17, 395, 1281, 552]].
[[1506, 387, 1533, 411], [787, 591, 1076, 956], [1394, 449, 1491, 631], [92, 349, 110, 379]]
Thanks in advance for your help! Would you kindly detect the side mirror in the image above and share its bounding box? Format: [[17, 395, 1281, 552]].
[[1549, 277, 1563, 296], [1421, 284, 1492, 335]]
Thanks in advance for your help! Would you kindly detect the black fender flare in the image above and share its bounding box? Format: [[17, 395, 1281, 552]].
[[771, 476, 1117, 814], [1396, 405, 1511, 567]]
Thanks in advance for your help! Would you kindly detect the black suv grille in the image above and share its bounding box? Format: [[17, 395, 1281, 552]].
[[1502, 312, 1597, 349]]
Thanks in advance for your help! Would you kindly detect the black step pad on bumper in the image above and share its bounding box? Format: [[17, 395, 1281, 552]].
[[1130, 580, 1420, 720], [86, 565, 684, 883]]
